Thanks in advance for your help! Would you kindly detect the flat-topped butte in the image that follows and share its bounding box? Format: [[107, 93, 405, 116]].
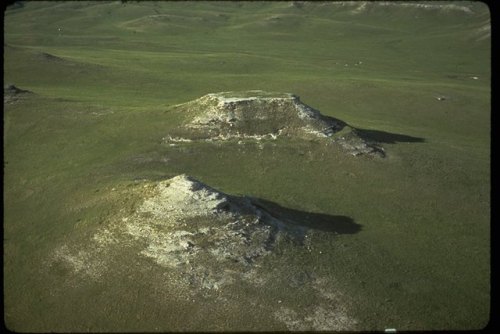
[[166, 90, 384, 157]]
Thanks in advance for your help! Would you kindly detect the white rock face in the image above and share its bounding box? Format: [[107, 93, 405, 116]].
[[166, 91, 384, 157], [138, 174, 230, 220], [50, 174, 297, 279], [179, 91, 344, 138], [46, 174, 358, 330], [124, 175, 285, 270], [333, 1, 474, 14]]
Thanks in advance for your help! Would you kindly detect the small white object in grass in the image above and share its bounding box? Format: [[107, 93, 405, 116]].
[[385, 329, 396, 333], [471, 76, 479, 80]]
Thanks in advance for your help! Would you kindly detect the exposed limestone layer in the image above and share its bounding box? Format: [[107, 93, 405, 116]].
[[313, 1, 475, 14], [49, 174, 306, 284], [46, 174, 357, 330], [165, 91, 384, 157], [125, 174, 300, 270]]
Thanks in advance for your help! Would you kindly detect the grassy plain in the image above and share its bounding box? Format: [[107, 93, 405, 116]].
[[4, 1, 490, 331]]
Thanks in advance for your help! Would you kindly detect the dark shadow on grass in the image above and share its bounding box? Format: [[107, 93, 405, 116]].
[[319, 112, 425, 146], [250, 198, 361, 234], [4, 84, 33, 95], [355, 128, 425, 144]]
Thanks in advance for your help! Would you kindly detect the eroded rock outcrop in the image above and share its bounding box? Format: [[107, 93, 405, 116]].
[[165, 91, 384, 157], [124, 174, 304, 270], [47, 174, 358, 330], [50, 174, 306, 288]]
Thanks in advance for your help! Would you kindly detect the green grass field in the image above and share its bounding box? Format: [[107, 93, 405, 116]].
[[4, 1, 490, 331]]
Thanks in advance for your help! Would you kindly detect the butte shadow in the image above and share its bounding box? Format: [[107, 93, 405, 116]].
[[250, 197, 361, 235], [354, 128, 425, 144]]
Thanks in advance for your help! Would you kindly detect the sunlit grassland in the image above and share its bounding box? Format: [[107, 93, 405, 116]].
[[4, 1, 490, 331]]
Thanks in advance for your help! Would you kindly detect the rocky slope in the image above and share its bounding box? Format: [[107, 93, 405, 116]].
[[165, 90, 384, 157], [123, 174, 306, 271], [49, 174, 307, 288], [47, 174, 358, 330]]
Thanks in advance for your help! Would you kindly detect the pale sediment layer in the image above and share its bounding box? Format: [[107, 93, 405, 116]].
[[165, 91, 384, 157], [46, 174, 358, 330]]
